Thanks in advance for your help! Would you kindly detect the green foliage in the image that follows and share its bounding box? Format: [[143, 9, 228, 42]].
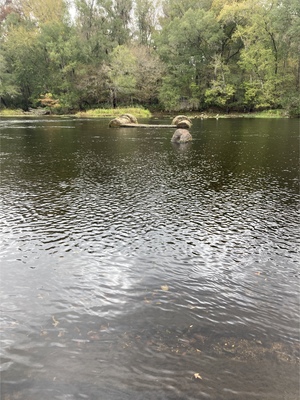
[[0, 54, 20, 103], [108, 45, 137, 95], [205, 83, 235, 108], [158, 75, 182, 111], [0, 108, 25, 116], [1, 24, 47, 108], [132, 45, 165, 104], [155, 7, 223, 111], [0, 0, 299, 114], [281, 92, 300, 118], [134, 0, 158, 45], [107, 45, 137, 107]]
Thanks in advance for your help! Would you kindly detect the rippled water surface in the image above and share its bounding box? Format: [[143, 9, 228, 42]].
[[0, 117, 299, 400]]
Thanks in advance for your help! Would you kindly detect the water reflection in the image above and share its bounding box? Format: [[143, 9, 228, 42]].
[[0, 117, 299, 399]]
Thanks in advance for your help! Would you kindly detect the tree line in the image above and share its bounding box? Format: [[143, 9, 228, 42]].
[[0, 0, 299, 115]]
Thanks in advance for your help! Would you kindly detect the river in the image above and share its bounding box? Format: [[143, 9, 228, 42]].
[[0, 116, 299, 400]]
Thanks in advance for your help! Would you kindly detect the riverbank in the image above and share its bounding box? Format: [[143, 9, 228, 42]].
[[0, 107, 290, 119], [0, 107, 152, 118]]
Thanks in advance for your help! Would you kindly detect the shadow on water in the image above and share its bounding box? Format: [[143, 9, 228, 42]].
[[0, 117, 299, 399]]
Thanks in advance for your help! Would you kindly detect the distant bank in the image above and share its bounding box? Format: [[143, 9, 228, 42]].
[[0, 107, 291, 119]]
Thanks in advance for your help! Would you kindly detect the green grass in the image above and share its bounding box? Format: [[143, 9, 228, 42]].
[[0, 108, 25, 116], [75, 107, 152, 118], [186, 109, 288, 119], [245, 110, 286, 118], [1, 107, 288, 119]]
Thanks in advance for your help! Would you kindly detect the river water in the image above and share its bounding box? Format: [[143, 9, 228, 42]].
[[0, 117, 299, 400]]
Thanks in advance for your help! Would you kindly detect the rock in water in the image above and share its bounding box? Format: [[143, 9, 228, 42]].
[[176, 120, 192, 129], [171, 129, 192, 143], [171, 115, 192, 125], [119, 113, 138, 124], [108, 114, 138, 127]]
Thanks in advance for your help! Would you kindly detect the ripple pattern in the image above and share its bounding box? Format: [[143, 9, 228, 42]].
[[0, 118, 299, 400]]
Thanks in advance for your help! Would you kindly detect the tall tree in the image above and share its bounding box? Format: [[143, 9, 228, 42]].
[[110, 0, 133, 45], [213, 0, 300, 113], [107, 45, 137, 107], [133, 0, 159, 45], [161, 0, 213, 21], [16, 0, 67, 24], [131, 45, 164, 104], [74, 0, 112, 62], [38, 21, 80, 110], [1, 21, 47, 109], [0, 54, 20, 107], [155, 7, 223, 110]]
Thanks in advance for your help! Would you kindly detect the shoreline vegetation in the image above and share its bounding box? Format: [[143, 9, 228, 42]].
[[1, 1, 299, 118], [0, 107, 290, 119]]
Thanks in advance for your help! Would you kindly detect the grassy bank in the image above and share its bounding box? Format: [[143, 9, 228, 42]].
[[75, 107, 152, 118], [0, 107, 152, 118], [0, 108, 25, 116], [183, 109, 288, 119], [0, 108, 290, 119]]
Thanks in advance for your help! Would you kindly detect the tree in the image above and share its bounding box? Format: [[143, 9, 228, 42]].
[[107, 45, 137, 107], [0, 0, 299, 112], [161, 0, 213, 21], [37, 21, 81, 110], [1, 22, 48, 109], [17, 0, 67, 24], [131, 45, 164, 104], [73, 63, 110, 108], [133, 0, 159, 45], [109, 0, 133, 45], [213, 0, 300, 113], [74, 0, 113, 62], [204, 54, 235, 110], [155, 7, 223, 110], [0, 54, 20, 107]]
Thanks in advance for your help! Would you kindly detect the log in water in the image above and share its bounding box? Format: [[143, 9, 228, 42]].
[[117, 123, 176, 128]]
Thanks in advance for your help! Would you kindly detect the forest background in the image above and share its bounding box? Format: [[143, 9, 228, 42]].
[[0, 0, 299, 116]]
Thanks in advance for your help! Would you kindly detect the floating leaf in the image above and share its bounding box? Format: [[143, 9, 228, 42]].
[[161, 285, 169, 291]]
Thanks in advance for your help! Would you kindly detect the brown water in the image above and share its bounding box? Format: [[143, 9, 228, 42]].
[[0, 117, 299, 400]]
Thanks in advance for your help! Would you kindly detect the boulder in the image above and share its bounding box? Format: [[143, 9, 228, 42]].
[[176, 119, 192, 129], [109, 114, 138, 127], [120, 113, 138, 124], [171, 129, 192, 143], [172, 115, 192, 126]]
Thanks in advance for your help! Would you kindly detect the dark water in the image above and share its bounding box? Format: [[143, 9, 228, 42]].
[[0, 117, 299, 400]]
